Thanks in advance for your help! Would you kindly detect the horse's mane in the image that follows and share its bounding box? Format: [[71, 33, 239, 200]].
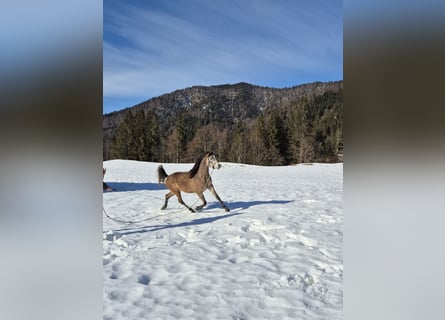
[[188, 152, 213, 178]]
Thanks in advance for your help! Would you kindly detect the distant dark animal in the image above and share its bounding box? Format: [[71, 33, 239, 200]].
[[103, 168, 113, 191], [157, 152, 230, 213]]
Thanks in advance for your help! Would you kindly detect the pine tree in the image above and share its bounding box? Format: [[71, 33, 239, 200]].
[[309, 91, 343, 162], [173, 110, 190, 162], [257, 112, 285, 165], [225, 121, 249, 163], [134, 109, 148, 161], [299, 101, 315, 163], [287, 99, 314, 163], [287, 102, 302, 163], [246, 123, 267, 165], [111, 110, 138, 160], [145, 109, 160, 161], [269, 110, 288, 164]]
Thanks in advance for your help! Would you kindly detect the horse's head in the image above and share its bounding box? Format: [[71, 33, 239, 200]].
[[207, 152, 221, 170]]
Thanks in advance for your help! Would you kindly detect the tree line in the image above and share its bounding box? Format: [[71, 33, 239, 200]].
[[106, 91, 342, 165]]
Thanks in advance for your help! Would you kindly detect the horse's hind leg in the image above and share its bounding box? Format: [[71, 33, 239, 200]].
[[161, 191, 174, 210], [195, 192, 207, 211], [209, 185, 230, 212], [176, 192, 196, 213]]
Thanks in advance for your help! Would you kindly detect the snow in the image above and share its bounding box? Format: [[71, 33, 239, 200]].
[[103, 160, 342, 319]]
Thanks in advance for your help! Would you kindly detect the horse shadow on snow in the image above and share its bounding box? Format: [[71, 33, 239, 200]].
[[212, 199, 294, 210], [112, 212, 244, 236], [110, 199, 294, 237], [104, 182, 166, 192]]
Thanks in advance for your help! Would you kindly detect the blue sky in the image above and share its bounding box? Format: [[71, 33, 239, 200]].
[[103, 0, 343, 114]]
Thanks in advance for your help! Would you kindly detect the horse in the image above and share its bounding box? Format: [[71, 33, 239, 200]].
[[157, 152, 230, 213]]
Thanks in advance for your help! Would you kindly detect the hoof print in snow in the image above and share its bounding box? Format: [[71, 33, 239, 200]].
[[300, 272, 315, 291], [137, 275, 151, 285], [287, 275, 297, 285], [109, 273, 118, 280]]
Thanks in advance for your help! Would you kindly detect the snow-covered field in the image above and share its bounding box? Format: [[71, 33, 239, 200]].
[[103, 160, 343, 320]]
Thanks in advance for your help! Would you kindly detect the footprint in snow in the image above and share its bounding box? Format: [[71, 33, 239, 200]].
[[137, 275, 151, 285]]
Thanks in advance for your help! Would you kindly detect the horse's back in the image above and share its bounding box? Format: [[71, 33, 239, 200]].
[[166, 171, 203, 193]]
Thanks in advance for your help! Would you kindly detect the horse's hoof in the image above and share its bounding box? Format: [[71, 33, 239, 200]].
[[224, 207, 230, 212], [161, 206, 166, 210], [189, 208, 196, 213]]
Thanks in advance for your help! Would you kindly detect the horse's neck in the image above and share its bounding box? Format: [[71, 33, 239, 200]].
[[197, 158, 209, 178]]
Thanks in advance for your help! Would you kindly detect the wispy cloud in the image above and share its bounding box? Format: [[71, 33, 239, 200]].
[[104, 0, 342, 112]]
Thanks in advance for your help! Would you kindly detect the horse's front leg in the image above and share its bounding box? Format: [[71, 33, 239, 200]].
[[195, 192, 207, 211], [208, 184, 230, 212]]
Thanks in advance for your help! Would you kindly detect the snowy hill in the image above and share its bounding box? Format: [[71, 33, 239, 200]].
[[103, 160, 343, 319]]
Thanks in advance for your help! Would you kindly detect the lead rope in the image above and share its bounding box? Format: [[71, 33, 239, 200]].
[[102, 205, 176, 224]]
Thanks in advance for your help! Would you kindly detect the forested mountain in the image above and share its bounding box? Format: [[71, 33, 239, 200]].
[[103, 80, 343, 165]]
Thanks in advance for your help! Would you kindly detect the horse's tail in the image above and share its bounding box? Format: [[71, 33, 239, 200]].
[[157, 165, 168, 184]]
